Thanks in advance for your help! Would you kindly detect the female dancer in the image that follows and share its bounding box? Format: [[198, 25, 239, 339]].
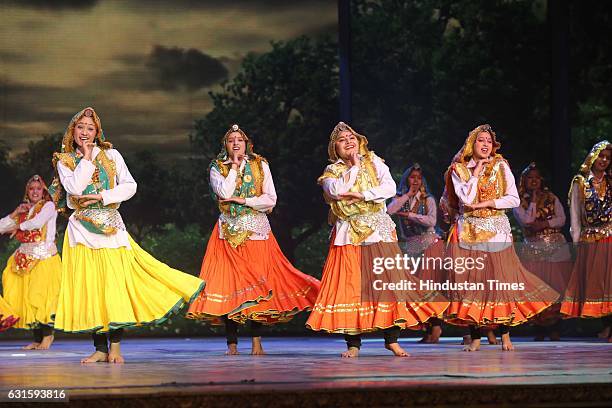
[[0, 175, 61, 349], [306, 122, 448, 357], [445, 124, 557, 351], [187, 124, 320, 355], [51, 107, 204, 363], [513, 163, 572, 340], [561, 141, 611, 341], [388, 163, 444, 343]]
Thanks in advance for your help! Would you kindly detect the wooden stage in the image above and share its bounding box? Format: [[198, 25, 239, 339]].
[[0, 336, 610, 407]]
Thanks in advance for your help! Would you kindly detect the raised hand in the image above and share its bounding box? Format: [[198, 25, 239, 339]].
[[472, 157, 491, 178], [348, 151, 360, 167], [82, 142, 96, 161], [230, 151, 244, 169]]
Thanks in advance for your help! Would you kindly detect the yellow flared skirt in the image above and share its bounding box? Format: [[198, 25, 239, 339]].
[[53, 234, 205, 333], [0, 295, 19, 332], [2, 254, 61, 329]]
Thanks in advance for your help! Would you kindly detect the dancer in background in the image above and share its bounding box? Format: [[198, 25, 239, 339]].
[[445, 124, 557, 351], [187, 124, 320, 355], [561, 141, 612, 341], [0, 175, 61, 349], [306, 122, 448, 357], [388, 163, 444, 343], [51, 107, 204, 363], [513, 163, 572, 341]]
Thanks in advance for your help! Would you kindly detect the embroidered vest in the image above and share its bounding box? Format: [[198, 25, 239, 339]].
[[318, 153, 385, 244]]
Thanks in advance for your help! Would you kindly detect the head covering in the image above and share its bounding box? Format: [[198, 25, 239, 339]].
[[568, 140, 612, 206], [60, 107, 112, 153], [576, 140, 612, 178], [50, 107, 112, 215], [518, 162, 548, 209], [326, 122, 370, 163], [397, 163, 430, 197], [23, 174, 51, 204], [443, 124, 503, 215], [452, 123, 501, 165], [212, 123, 257, 163]]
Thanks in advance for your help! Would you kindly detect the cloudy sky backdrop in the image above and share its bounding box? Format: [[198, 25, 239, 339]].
[[0, 0, 336, 159]]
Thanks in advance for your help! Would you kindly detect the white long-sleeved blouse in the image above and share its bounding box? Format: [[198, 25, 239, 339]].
[[57, 146, 137, 249]]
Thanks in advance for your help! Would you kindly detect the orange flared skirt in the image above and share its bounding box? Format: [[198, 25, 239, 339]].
[[560, 236, 612, 318], [187, 222, 320, 325], [306, 236, 448, 335], [446, 244, 558, 326]]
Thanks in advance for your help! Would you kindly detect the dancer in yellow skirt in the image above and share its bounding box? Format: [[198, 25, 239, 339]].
[[50, 107, 204, 363], [0, 175, 61, 349]]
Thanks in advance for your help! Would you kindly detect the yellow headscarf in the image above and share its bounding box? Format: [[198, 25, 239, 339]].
[[60, 107, 112, 153], [443, 124, 503, 214], [326, 122, 371, 162]]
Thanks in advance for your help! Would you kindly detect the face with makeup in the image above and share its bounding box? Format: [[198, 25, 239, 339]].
[[593, 147, 611, 173], [472, 131, 493, 160], [334, 130, 359, 160], [72, 115, 97, 151], [525, 169, 542, 192], [27, 181, 44, 204], [225, 131, 247, 158]]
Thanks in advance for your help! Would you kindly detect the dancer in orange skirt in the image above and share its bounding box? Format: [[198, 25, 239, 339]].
[[561, 141, 612, 341], [187, 124, 320, 355], [513, 163, 572, 341], [306, 122, 448, 357], [388, 163, 445, 343], [444, 124, 558, 351]]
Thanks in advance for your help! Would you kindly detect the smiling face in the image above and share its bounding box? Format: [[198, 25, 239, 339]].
[[472, 131, 493, 160], [225, 131, 247, 157], [593, 147, 611, 173], [27, 181, 44, 204], [334, 130, 359, 160], [525, 168, 542, 192], [72, 115, 97, 150]]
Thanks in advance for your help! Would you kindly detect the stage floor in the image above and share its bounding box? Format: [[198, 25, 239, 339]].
[[1, 336, 611, 406]]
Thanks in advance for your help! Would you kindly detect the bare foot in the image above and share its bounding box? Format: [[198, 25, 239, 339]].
[[251, 337, 265, 355], [486, 329, 498, 345], [225, 343, 239, 355], [108, 342, 125, 364], [385, 342, 410, 357], [598, 326, 610, 339], [35, 335, 54, 350], [81, 351, 108, 364], [429, 325, 442, 343], [462, 338, 481, 352], [461, 335, 471, 345], [341, 346, 359, 358], [550, 331, 561, 341], [22, 342, 41, 350], [501, 333, 514, 351], [607, 336, 612, 343], [417, 333, 432, 343]]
